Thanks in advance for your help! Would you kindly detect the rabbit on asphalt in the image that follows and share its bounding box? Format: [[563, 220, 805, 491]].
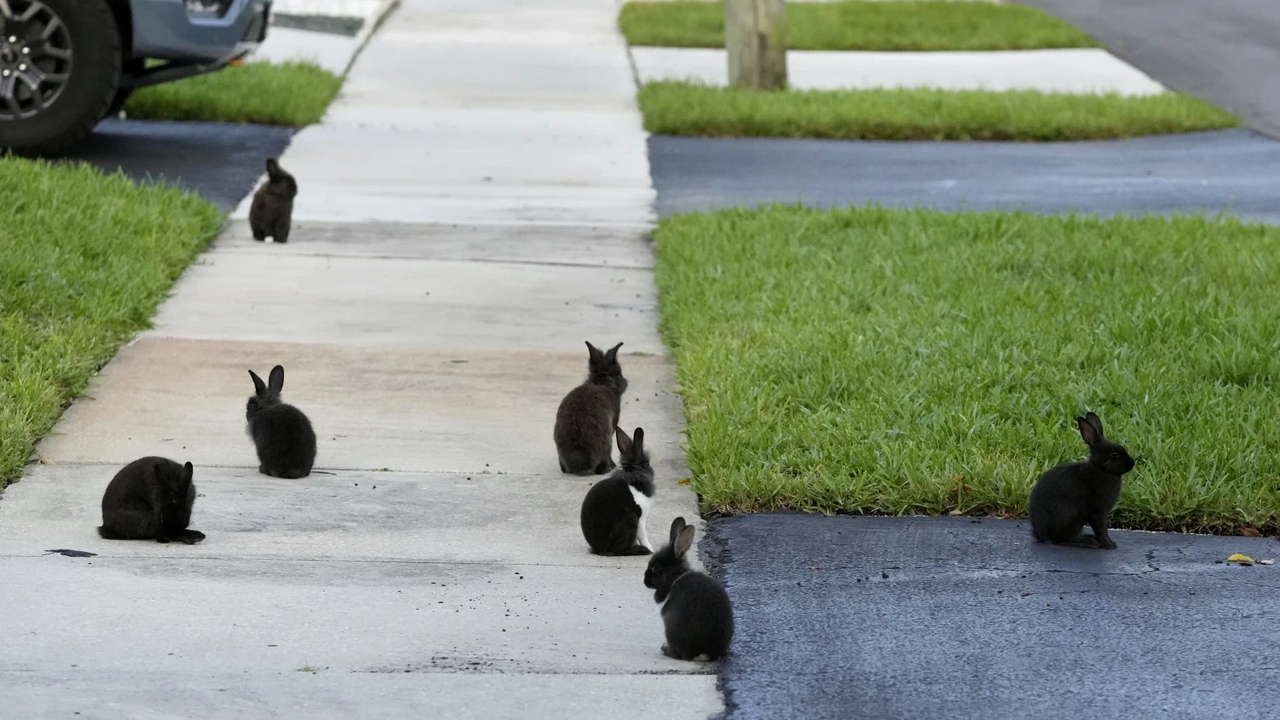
[[1029, 412, 1135, 549]]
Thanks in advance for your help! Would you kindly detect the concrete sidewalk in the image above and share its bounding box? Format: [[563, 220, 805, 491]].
[[250, 0, 396, 75], [0, 1, 719, 717], [632, 47, 1165, 95]]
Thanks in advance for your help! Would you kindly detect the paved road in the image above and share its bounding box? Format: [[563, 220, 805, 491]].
[[649, 129, 1280, 223], [707, 514, 1280, 720], [68, 119, 295, 212], [1018, 0, 1280, 140]]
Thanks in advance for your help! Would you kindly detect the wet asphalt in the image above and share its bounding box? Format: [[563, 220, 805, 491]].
[[662, 3, 1280, 718], [67, 119, 294, 212], [705, 515, 1280, 720], [1016, 0, 1280, 141], [649, 129, 1280, 222]]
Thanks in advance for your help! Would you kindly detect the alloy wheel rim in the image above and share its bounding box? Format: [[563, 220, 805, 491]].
[[0, 0, 73, 121]]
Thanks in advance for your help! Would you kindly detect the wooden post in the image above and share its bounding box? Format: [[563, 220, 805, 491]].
[[724, 0, 787, 90]]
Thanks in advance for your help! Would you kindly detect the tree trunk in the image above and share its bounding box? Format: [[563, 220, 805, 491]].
[[725, 0, 787, 90]]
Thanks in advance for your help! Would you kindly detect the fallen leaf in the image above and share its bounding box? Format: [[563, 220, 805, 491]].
[[1001, 513, 1017, 520], [1227, 553, 1255, 565], [1241, 527, 1263, 537], [948, 509, 964, 516], [951, 475, 965, 483], [808, 566, 823, 571], [677, 478, 691, 486], [38, 455, 54, 465], [1260, 559, 1276, 566]]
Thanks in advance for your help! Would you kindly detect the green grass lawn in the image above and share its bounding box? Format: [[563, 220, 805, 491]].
[[125, 61, 342, 127], [0, 159, 223, 488], [620, 0, 1098, 51], [655, 206, 1280, 535], [639, 82, 1243, 141]]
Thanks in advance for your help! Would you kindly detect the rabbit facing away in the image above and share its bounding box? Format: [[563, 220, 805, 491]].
[[580, 426, 656, 556], [249, 158, 297, 244], [644, 517, 735, 661], [555, 341, 627, 475], [98, 457, 205, 544], [246, 365, 317, 479], [1029, 412, 1135, 549]]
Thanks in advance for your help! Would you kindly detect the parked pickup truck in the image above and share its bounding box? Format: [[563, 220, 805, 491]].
[[0, 0, 270, 157]]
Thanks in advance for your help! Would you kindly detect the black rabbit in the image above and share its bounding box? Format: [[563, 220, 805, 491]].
[[98, 457, 205, 544], [249, 158, 297, 243], [247, 365, 316, 479], [554, 341, 627, 474], [644, 517, 734, 661], [1029, 411, 1135, 549], [580, 426, 656, 556]]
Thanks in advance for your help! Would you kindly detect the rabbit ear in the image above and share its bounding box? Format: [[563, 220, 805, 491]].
[[674, 525, 696, 558], [1076, 415, 1101, 446], [631, 427, 644, 455], [268, 365, 285, 393], [605, 342, 623, 362], [585, 341, 602, 361], [669, 516, 687, 545], [249, 370, 267, 396], [1084, 412, 1105, 438], [266, 158, 282, 178], [615, 426, 633, 456], [182, 462, 194, 483]]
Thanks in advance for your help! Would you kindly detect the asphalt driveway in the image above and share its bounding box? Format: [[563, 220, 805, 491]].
[[68, 120, 295, 212], [1018, 0, 1280, 140], [650, 129, 1280, 222]]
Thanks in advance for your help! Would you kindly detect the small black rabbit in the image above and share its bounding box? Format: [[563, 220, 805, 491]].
[[98, 457, 205, 544], [246, 365, 316, 479], [1029, 411, 1135, 549], [644, 517, 734, 661], [249, 158, 297, 243], [554, 341, 627, 475], [580, 426, 656, 556]]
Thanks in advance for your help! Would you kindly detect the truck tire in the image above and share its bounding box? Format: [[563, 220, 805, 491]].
[[0, 0, 122, 157]]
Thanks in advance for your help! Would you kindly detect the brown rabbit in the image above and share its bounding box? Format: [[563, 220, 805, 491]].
[[249, 158, 297, 243], [554, 341, 627, 474]]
